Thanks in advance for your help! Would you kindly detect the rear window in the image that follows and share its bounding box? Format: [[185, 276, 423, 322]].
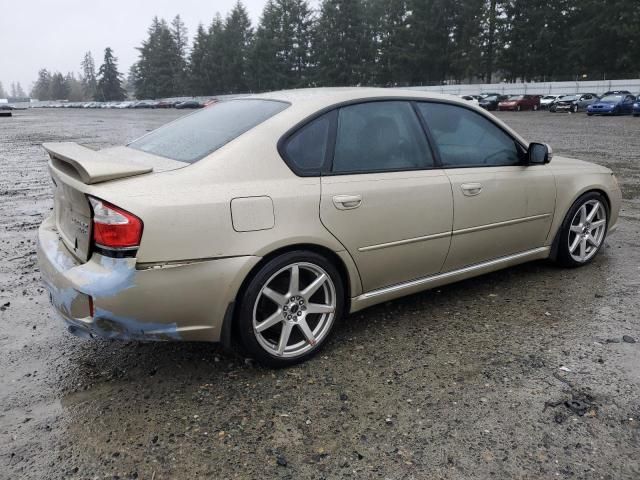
[[129, 99, 289, 163]]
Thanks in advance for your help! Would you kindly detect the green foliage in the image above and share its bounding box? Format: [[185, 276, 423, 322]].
[[0, 81, 6, 98], [81, 52, 98, 100], [96, 47, 126, 101]]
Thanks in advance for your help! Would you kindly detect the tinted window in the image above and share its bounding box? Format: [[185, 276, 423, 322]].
[[417, 103, 521, 167], [283, 114, 331, 174], [332, 101, 433, 173], [129, 99, 288, 163]]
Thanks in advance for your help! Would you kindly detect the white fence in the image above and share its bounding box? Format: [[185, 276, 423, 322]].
[[403, 79, 640, 96]]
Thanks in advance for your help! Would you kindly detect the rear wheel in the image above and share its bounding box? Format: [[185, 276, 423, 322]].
[[533, 104, 539, 111], [572, 104, 578, 113], [516, 105, 521, 112], [237, 251, 344, 367], [555, 192, 609, 267]]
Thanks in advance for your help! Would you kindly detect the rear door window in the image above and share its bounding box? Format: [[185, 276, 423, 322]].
[[129, 99, 289, 163], [332, 101, 433, 174]]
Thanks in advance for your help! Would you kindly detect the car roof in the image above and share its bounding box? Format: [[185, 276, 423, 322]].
[[247, 87, 466, 109]]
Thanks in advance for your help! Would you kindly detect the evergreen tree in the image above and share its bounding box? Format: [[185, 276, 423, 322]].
[[65, 73, 85, 101], [49, 72, 70, 100], [0, 81, 6, 98], [96, 47, 126, 101], [171, 15, 190, 92], [188, 23, 213, 95], [134, 17, 187, 98], [373, 0, 414, 86], [314, 0, 372, 86], [32, 69, 52, 100], [251, 0, 315, 91], [220, 2, 253, 93], [81, 51, 98, 100]]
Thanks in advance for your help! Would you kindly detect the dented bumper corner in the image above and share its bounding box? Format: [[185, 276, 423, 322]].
[[37, 215, 259, 342]]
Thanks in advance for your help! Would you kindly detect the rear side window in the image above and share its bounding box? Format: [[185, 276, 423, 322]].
[[129, 99, 288, 163], [332, 101, 433, 173], [417, 102, 521, 168], [282, 113, 332, 175]]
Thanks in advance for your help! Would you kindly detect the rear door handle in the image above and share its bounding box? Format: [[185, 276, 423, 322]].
[[461, 183, 483, 196], [332, 194, 362, 210]]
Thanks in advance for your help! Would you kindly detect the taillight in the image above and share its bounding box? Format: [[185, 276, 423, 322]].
[[88, 196, 143, 252]]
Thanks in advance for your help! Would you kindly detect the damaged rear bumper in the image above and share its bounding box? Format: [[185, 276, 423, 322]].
[[37, 215, 259, 342]]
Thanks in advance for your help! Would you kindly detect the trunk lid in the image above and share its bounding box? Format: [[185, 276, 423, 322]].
[[44, 142, 186, 262]]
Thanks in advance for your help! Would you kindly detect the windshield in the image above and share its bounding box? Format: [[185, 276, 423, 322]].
[[509, 95, 523, 100], [559, 95, 578, 101], [599, 95, 622, 103], [129, 99, 289, 163], [542, 96, 557, 100]]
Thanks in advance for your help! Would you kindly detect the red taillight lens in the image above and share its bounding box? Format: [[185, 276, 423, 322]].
[[88, 197, 143, 249]]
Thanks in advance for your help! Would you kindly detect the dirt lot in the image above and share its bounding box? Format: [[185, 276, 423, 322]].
[[1, 108, 639, 480]]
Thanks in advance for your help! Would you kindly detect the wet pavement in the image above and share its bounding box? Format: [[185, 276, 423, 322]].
[[1, 108, 639, 479]]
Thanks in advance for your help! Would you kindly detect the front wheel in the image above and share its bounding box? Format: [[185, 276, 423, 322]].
[[555, 192, 609, 267], [237, 251, 344, 367], [516, 105, 521, 112], [572, 104, 578, 113], [533, 104, 539, 111]]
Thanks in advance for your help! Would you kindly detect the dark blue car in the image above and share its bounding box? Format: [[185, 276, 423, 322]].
[[587, 94, 636, 115]]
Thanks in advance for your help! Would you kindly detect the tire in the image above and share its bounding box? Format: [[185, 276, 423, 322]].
[[550, 106, 556, 113], [554, 192, 609, 268], [572, 104, 578, 113], [587, 113, 593, 116], [533, 104, 539, 111], [516, 105, 521, 112], [236, 250, 344, 367], [633, 114, 639, 117]]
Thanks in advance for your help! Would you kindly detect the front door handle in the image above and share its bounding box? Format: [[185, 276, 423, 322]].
[[461, 183, 483, 196], [332, 194, 362, 210]]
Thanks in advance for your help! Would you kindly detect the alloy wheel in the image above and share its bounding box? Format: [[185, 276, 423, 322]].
[[252, 262, 337, 358], [568, 200, 607, 263]]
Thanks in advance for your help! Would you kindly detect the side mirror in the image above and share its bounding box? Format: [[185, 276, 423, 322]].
[[528, 142, 552, 164]]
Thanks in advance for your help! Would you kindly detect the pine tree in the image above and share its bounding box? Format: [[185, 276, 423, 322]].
[[81, 51, 98, 100], [374, 0, 414, 86], [65, 73, 85, 101], [251, 0, 315, 91], [314, 0, 372, 86], [134, 17, 187, 98], [96, 47, 126, 101], [0, 81, 6, 98], [49, 72, 70, 100], [170, 15, 190, 94], [32, 69, 52, 100], [188, 24, 212, 95], [220, 2, 253, 93], [14, 82, 26, 97]]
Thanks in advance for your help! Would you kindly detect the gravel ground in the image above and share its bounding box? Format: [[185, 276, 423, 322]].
[[1, 108, 639, 480]]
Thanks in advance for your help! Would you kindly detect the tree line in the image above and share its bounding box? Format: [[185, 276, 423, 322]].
[[31, 48, 127, 101], [26, 0, 640, 101]]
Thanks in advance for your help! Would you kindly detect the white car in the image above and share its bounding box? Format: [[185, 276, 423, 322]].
[[459, 95, 479, 105], [540, 95, 562, 110]]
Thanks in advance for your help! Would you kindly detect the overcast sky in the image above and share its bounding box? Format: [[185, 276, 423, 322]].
[[1, 0, 313, 94]]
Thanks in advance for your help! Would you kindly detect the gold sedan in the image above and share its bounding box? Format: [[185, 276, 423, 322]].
[[37, 88, 621, 366]]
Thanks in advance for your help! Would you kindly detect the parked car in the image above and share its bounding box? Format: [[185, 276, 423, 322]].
[[551, 93, 599, 113], [0, 104, 16, 110], [156, 100, 174, 109], [478, 92, 501, 99], [602, 90, 630, 96], [540, 95, 562, 109], [587, 94, 637, 115], [478, 94, 508, 111], [132, 100, 158, 109], [115, 101, 134, 109], [175, 100, 204, 109], [632, 98, 640, 117], [497, 94, 540, 111], [458, 95, 479, 105], [37, 88, 621, 367]]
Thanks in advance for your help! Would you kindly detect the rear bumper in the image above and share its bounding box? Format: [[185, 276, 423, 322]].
[[37, 215, 259, 342]]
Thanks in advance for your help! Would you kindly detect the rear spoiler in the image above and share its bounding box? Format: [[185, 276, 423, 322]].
[[43, 142, 152, 184]]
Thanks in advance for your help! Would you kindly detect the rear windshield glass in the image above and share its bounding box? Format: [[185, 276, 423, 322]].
[[129, 99, 289, 163]]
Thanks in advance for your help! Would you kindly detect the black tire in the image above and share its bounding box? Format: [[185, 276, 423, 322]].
[[572, 104, 578, 113], [554, 192, 609, 268], [533, 104, 539, 111], [236, 250, 345, 368], [550, 106, 556, 113], [516, 105, 521, 112], [587, 113, 593, 116]]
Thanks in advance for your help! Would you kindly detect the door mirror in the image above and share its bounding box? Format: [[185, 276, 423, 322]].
[[528, 142, 552, 164]]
